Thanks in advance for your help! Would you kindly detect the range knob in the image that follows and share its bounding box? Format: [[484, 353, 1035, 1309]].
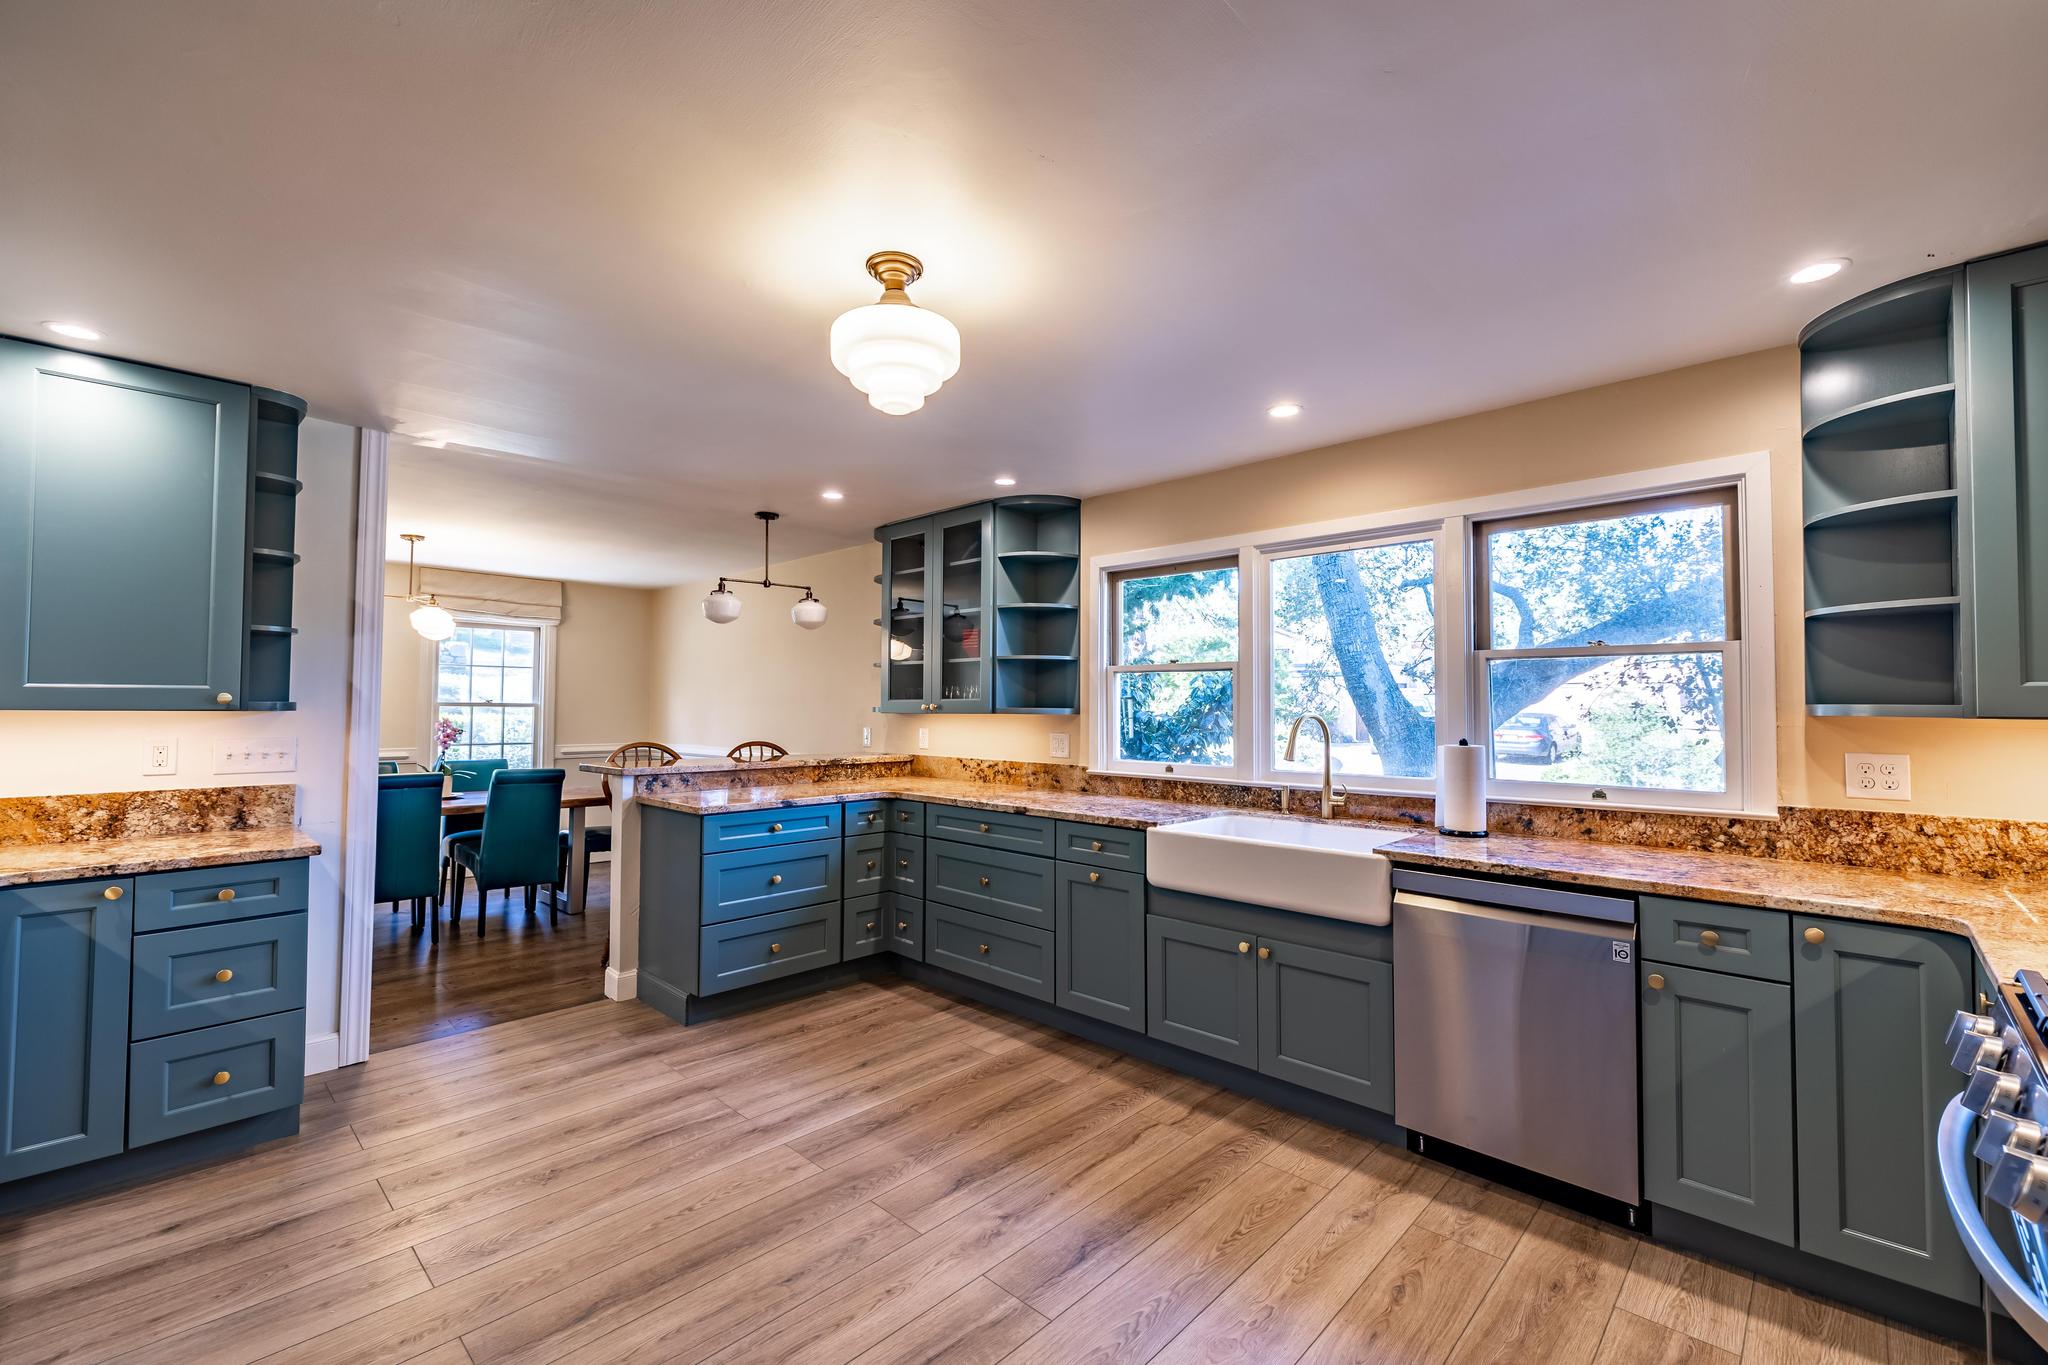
[[1953, 1029, 2007, 1077], [1987, 1143, 2048, 1223], [1977, 1112, 2045, 1167], [1965, 1065, 2027, 1117], [1948, 1009, 2000, 1058]]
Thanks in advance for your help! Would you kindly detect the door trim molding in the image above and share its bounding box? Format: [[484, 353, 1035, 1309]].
[[336, 429, 390, 1069]]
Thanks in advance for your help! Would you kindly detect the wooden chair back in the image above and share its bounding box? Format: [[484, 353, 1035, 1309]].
[[726, 740, 789, 764], [600, 740, 683, 801]]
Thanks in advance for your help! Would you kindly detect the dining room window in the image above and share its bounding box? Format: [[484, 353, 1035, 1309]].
[[434, 622, 542, 768]]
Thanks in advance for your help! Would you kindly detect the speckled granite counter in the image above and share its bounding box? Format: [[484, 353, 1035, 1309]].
[[1379, 831, 2048, 986], [0, 827, 321, 888], [580, 752, 914, 777], [635, 776, 1238, 831]]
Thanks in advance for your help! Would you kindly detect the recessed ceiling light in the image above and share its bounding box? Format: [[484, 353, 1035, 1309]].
[[43, 320, 102, 341], [1267, 402, 1302, 418], [993, 476, 1017, 487], [1788, 259, 1848, 285], [820, 488, 845, 501]]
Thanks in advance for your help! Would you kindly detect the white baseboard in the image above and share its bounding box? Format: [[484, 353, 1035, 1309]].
[[605, 967, 638, 1001], [306, 1031, 341, 1076]]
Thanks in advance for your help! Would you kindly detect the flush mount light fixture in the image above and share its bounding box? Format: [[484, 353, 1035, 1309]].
[[1266, 402, 1303, 418], [1788, 259, 1849, 285], [43, 320, 103, 341], [386, 533, 457, 641], [820, 488, 845, 502], [830, 251, 961, 415], [701, 511, 829, 630], [992, 475, 1017, 487]]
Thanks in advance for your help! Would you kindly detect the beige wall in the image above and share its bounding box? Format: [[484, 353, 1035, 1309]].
[[378, 567, 659, 769]]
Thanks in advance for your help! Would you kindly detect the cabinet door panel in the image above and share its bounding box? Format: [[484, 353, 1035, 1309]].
[[0, 339, 250, 709], [1055, 863, 1144, 1031], [1792, 916, 1975, 1299], [1967, 244, 2048, 716], [1146, 914, 1257, 1068], [879, 518, 933, 713], [0, 878, 132, 1181], [930, 504, 992, 712], [1641, 961, 1795, 1245], [1256, 937, 1394, 1112]]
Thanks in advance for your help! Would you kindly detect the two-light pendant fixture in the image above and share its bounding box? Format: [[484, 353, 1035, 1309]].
[[701, 511, 827, 629], [830, 251, 959, 415]]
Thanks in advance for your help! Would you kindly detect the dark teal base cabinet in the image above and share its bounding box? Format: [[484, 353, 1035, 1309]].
[[1054, 863, 1145, 1030], [0, 858, 310, 1206]]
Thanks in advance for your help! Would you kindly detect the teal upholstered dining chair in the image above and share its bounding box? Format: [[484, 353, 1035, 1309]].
[[438, 757, 512, 898], [375, 773, 446, 939], [448, 768, 566, 937], [377, 759, 400, 775]]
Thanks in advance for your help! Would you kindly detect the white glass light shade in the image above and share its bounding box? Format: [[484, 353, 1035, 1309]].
[[409, 602, 456, 641], [792, 595, 828, 630], [702, 586, 742, 624], [830, 301, 961, 415], [888, 637, 914, 662]]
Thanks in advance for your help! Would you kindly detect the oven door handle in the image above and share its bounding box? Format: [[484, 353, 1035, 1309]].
[[1940, 1096, 2048, 1342]]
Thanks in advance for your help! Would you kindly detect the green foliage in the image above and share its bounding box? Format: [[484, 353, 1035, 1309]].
[[1548, 692, 1724, 790]]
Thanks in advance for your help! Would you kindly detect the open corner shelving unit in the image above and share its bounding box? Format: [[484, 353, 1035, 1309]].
[[243, 387, 307, 711], [1799, 271, 1970, 716], [991, 495, 1081, 713]]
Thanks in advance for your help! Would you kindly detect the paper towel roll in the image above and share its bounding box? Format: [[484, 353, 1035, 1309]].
[[1435, 740, 1488, 836]]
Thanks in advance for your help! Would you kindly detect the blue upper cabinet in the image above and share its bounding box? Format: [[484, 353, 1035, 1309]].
[[878, 516, 933, 713], [1967, 243, 2048, 717], [0, 338, 301, 711]]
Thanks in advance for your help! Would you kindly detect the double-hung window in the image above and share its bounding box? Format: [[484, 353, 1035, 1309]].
[[434, 622, 543, 769], [1106, 558, 1240, 771]]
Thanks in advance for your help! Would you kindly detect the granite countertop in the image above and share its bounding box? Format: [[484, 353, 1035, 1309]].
[[0, 827, 322, 888], [579, 752, 915, 777], [1380, 831, 2048, 985], [635, 776, 1251, 831]]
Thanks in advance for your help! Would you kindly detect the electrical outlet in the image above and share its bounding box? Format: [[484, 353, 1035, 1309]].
[[1844, 752, 1911, 800], [143, 740, 177, 776], [1049, 732, 1070, 759], [215, 738, 299, 774], [861, 726, 872, 749], [917, 727, 930, 750]]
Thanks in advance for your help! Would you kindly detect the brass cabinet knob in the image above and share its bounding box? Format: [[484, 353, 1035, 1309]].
[[1257, 946, 1271, 960], [216, 692, 234, 705], [898, 858, 909, 869], [769, 874, 783, 885], [865, 921, 877, 932], [1804, 926, 1826, 945], [1089, 871, 1101, 883], [103, 885, 124, 901], [978, 944, 990, 954], [1237, 941, 1250, 954], [1091, 840, 1104, 852], [978, 876, 991, 887], [212, 1070, 231, 1086], [769, 943, 782, 954], [1647, 973, 1666, 990], [866, 861, 877, 872], [769, 822, 783, 833], [899, 811, 911, 821], [214, 968, 234, 983], [1697, 929, 1720, 949], [865, 812, 877, 823], [218, 887, 237, 902], [897, 921, 908, 931], [979, 822, 991, 833]]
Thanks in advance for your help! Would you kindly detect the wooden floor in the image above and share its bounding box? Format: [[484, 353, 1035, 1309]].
[[371, 865, 611, 1052], [0, 978, 1982, 1365]]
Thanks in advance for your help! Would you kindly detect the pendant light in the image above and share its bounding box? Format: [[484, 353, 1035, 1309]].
[[389, 533, 457, 641], [701, 511, 829, 630], [830, 251, 960, 415]]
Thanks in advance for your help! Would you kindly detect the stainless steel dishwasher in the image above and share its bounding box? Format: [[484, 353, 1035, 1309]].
[[1392, 869, 1640, 1205]]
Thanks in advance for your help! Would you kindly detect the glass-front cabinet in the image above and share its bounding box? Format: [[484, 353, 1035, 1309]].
[[933, 506, 991, 711], [880, 521, 932, 712]]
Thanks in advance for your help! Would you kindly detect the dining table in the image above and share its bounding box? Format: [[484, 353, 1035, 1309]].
[[440, 781, 610, 919]]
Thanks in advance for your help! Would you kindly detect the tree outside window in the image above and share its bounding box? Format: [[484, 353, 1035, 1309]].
[[1108, 561, 1238, 767]]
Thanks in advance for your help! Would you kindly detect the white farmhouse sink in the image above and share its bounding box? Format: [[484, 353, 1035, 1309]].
[[1144, 815, 1411, 925]]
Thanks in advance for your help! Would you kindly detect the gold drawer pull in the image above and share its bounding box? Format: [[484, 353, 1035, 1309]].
[[865, 813, 877, 823], [1804, 926, 1826, 945], [978, 944, 990, 954], [866, 861, 877, 872], [769, 943, 782, 954], [1237, 941, 1250, 954], [865, 921, 878, 932], [1089, 872, 1101, 883], [214, 968, 234, 983], [1697, 929, 1720, 949], [979, 822, 991, 833], [217, 887, 237, 902], [1258, 946, 1271, 960], [216, 692, 234, 706], [1647, 973, 1666, 990], [212, 1070, 232, 1086], [769, 822, 783, 833], [898, 811, 911, 821], [103, 885, 124, 901], [769, 874, 783, 885], [978, 876, 990, 887], [899, 858, 910, 869], [897, 921, 909, 931]]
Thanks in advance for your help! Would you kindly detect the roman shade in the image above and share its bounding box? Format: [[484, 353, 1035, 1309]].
[[414, 568, 564, 624]]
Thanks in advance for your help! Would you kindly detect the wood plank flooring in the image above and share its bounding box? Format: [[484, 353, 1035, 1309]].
[[371, 864, 611, 1051], [0, 978, 1982, 1365]]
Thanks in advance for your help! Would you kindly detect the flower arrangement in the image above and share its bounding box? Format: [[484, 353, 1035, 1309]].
[[434, 717, 464, 765]]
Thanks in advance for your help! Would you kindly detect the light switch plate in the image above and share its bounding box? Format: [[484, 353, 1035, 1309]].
[[1845, 752, 1911, 800], [861, 726, 872, 749], [917, 727, 930, 750], [1049, 732, 1070, 758], [143, 740, 178, 776], [215, 738, 299, 774]]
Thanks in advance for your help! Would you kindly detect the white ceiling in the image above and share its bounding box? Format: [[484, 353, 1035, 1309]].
[[5, 0, 2046, 587]]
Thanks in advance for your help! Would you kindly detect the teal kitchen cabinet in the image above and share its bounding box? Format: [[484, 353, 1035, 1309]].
[[1791, 915, 1975, 1300], [1966, 242, 2048, 717], [0, 337, 305, 711], [1146, 913, 1259, 1068], [1640, 960, 1796, 1245], [0, 879, 133, 1181], [1054, 862, 1145, 1030], [878, 516, 936, 713], [1256, 936, 1394, 1113]]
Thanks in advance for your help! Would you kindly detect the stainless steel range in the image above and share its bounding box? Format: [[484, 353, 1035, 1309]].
[[1942, 969, 2048, 1348]]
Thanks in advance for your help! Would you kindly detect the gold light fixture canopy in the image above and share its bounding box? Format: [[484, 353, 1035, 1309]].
[[830, 250, 961, 415]]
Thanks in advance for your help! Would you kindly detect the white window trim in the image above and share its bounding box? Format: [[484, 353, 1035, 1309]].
[[419, 613, 558, 772], [1090, 451, 1777, 818]]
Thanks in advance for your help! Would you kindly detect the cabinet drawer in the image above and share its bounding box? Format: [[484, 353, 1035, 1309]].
[[131, 912, 308, 1040], [1641, 896, 1790, 982], [127, 1009, 305, 1148], [134, 859, 309, 933], [701, 842, 842, 925], [925, 840, 1055, 929], [885, 834, 923, 894], [844, 895, 888, 961], [882, 892, 922, 959], [844, 799, 925, 837], [844, 832, 887, 897], [702, 804, 841, 852], [926, 903, 1054, 1003], [925, 804, 1053, 856], [1056, 821, 1146, 874], [699, 905, 840, 995]]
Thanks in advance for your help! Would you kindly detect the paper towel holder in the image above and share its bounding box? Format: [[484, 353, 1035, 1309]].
[[1435, 738, 1489, 838]]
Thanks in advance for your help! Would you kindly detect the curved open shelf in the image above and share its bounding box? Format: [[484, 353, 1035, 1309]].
[[997, 549, 1078, 560], [248, 623, 299, 635], [251, 546, 301, 564], [997, 601, 1079, 610], [253, 471, 303, 494], [1803, 595, 1960, 622], [1802, 489, 1957, 531], [1801, 384, 1954, 441], [1799, 274, 1953, 353]]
